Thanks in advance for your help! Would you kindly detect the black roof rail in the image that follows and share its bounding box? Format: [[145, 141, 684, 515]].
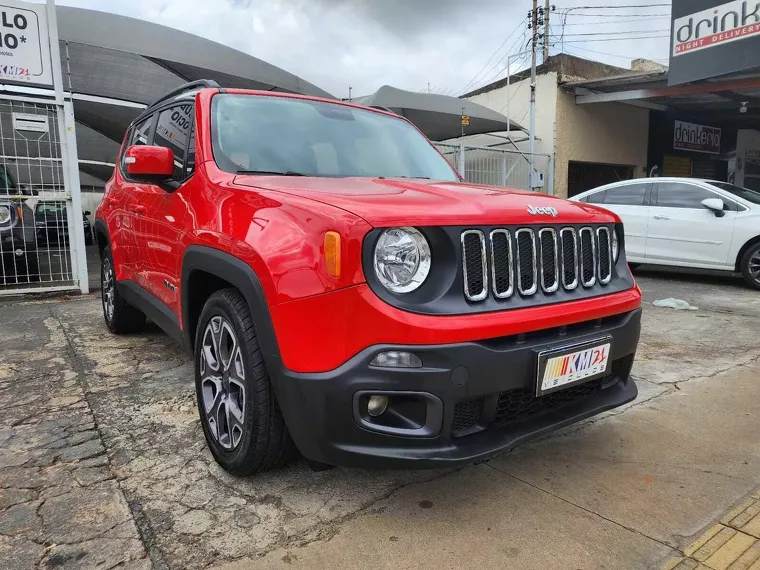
[[147, 79, 221, 110]]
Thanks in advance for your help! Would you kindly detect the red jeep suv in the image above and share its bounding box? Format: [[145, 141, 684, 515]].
[[95, 80, 642, 475]]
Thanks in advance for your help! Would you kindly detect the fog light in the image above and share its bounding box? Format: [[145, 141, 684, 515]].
[[367, 395, 389, 417], [369, 351, 422, 368]]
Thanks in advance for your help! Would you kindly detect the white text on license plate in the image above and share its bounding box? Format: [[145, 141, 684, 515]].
[[541, 343, 610, 392]]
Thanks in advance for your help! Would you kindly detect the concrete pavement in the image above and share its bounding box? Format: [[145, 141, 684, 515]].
[[1, 269, 759, 569]]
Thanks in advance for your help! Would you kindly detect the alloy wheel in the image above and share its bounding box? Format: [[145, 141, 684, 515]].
[[200, 315, 247, 450], [102, 258, 115, 322], [749, 250, 760, 286]]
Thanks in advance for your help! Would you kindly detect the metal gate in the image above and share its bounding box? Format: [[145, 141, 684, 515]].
[[0, 95, 88, 295], [435, 142, 554, 195]]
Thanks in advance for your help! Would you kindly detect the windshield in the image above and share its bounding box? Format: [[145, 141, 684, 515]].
[[709, 181, 760, 205], [36, 202, 67, 217], [0, 166, 16, 194], [211, 94, 459, 181]]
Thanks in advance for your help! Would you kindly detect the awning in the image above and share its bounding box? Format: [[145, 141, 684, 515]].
[[1, 6, 335, 187], [353, 85, 527, 141]]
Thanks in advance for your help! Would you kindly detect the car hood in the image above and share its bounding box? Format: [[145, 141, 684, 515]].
[[233, 176, 617, 227]]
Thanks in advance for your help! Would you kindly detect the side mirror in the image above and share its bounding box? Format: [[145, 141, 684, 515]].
[[84, 210, 91, 216], [125, 145, 174, 182], [701, 197, 725, 217]]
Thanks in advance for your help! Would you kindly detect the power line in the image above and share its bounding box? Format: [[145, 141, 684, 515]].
[[559, 28, 670, 36], [460, 29, 530, 95], [560, 43, 668, 62], [565, 3, 670, 8], [456, 21, 526, 96], [560, 35, 669, 43], [562, 16, 670, 25], [564, 11, 669, 17]]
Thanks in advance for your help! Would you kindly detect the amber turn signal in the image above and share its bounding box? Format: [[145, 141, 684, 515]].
[[324, 231, 341, 277]]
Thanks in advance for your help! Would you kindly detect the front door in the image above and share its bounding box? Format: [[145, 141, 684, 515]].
[[645, 181, 737, 267], [133, 103, 195, 313]]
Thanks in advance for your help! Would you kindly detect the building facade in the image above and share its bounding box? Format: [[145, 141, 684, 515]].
[[463, 54, 654, 198]]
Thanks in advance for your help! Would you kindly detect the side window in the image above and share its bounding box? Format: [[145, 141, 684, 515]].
[[585, 189, 607, 204], [655, 182, 718, 209], [121, 115, 153, 172], [154, 104, 194, 181], [604, 183, 648, 206], [131, 117, 152, 146]]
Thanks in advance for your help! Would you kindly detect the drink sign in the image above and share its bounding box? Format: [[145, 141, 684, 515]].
[[0, 1, 52, 85]]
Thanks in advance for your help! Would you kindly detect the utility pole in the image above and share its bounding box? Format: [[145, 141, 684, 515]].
[[529, 0, 538, 189], [544, 0, 551, 62]]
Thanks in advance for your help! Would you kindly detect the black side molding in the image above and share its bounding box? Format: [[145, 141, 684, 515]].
[[117, 280, 184, 347], [181, 246, 281, 362]]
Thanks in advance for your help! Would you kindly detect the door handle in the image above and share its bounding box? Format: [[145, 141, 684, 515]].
[[132, 205, 146, 215], [653, 215, 669, 220]]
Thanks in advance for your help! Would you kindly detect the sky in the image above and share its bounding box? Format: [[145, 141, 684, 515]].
[[58, 0, 673, 98]]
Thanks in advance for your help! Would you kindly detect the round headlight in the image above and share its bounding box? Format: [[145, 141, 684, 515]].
[[612, 228, 620, 262], [0, 205, 11, 225], [373, 227, 431, 293]]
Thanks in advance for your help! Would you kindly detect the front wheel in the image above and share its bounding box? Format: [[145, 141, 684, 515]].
[[740, 243, 760, 290], [195, 288, 297, 475]]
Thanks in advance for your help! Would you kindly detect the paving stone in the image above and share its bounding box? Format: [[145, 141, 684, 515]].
[[174, 509, 214, 536], [0, 487, 36, 510], [40, 482, 131, 544], [728, 540, 760, 570], [40, 538, 146, 570], [744, 514, 760, 539], [58, 438, 105, 463], [0, 535, 44, 570], [702, 531, 756, 570], [67, 430, 99, 447], [0, 500, 42, 537]]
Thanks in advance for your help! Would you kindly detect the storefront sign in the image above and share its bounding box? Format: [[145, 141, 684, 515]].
[[0, 1, 52, 85], [673, 120, 722, 154], [669, 0, 760, 85]]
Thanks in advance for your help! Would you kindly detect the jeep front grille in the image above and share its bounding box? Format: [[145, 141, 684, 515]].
[[463, 225, 614, 303], [461, 230, 487, 301]]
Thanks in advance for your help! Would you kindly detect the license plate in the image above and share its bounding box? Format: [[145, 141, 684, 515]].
[[536, 338, 612, 396]]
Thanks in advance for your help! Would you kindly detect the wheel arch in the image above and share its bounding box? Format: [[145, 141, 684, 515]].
[[181, 246, 280, 363], [735, 235, 760, 272], [94, 219, 109, 260]]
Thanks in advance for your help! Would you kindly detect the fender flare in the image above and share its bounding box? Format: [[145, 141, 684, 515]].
[[180, 245, 281, 365], [93, 219, 109, 254]]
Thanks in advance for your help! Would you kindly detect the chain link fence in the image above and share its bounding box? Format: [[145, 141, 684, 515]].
[[434, 143, 553, 194]]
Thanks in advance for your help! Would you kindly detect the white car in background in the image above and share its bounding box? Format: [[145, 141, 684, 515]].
[[570, 177, 760, 289]]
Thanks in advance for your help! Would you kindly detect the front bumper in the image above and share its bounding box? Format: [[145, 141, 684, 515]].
[[275, 308, 641, 469]]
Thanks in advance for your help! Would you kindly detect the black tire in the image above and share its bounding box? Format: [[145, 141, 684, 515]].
[[194, 288, 297, 475], [6, 254, 38, 284], [24, 254, 40, 283], [740, 242, 760, 290], [101, 246, 146, 333]]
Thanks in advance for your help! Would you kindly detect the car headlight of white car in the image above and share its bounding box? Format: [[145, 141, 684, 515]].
[[373, 227, 431, 293], [0, 205, 11, 225]]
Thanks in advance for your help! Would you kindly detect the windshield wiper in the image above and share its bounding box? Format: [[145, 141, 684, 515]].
[[236, 170, 306, 176]]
